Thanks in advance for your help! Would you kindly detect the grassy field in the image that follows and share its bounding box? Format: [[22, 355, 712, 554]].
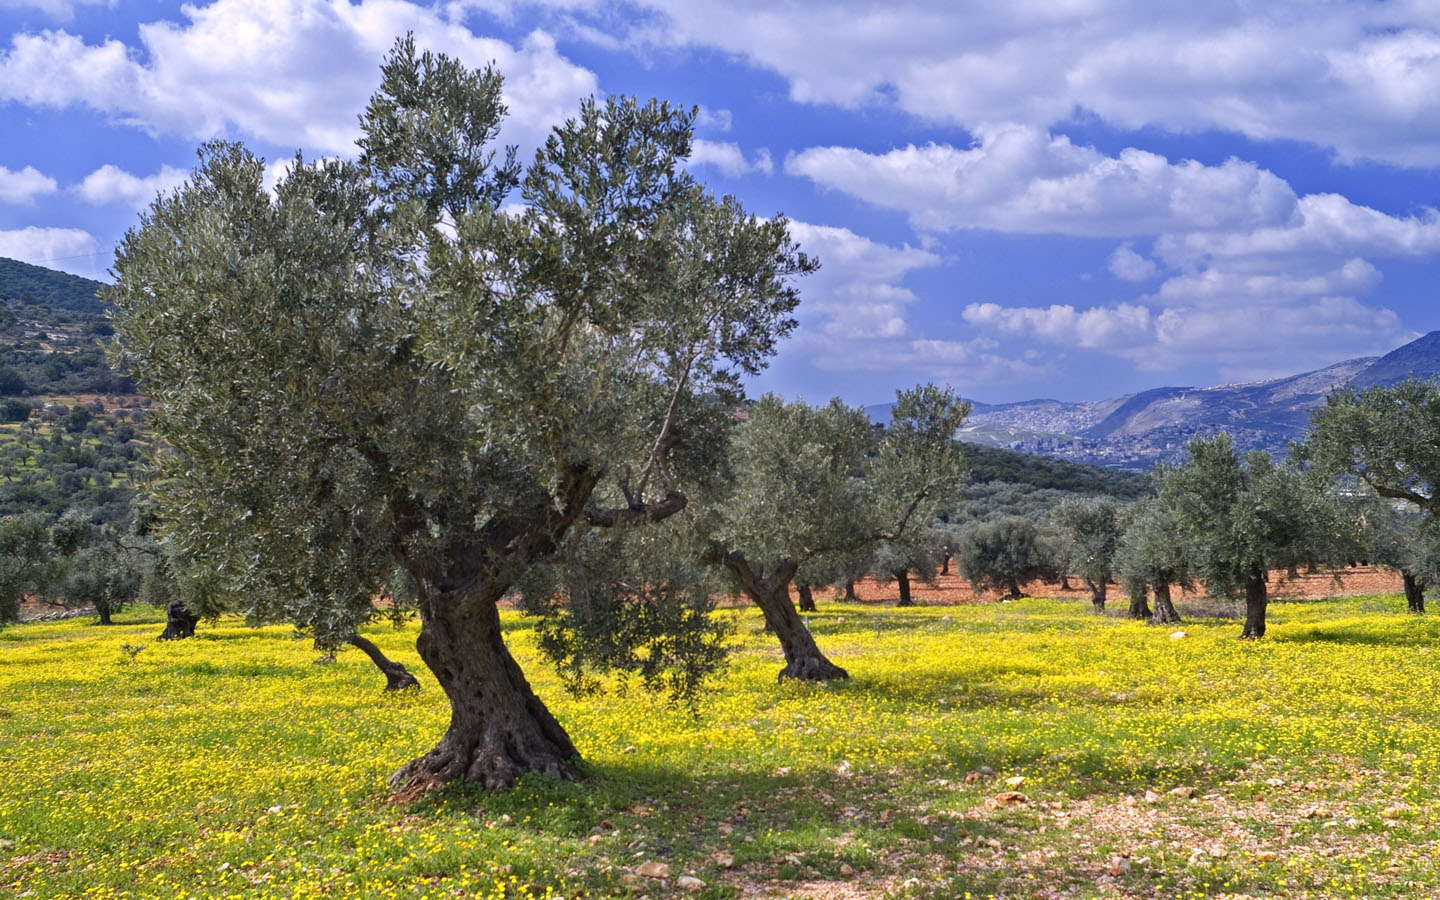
[[6, 593, 1440, 899]]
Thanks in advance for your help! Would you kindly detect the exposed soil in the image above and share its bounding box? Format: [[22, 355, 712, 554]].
[[805, 565, 1403, 608]]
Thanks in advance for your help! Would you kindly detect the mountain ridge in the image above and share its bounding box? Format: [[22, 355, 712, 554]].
[[870, 331, 1440, 471]]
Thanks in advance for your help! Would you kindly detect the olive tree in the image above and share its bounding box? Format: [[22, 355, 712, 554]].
[[1114, 497, 1191, 624], [107, 40, 812, 793], [1050, 496, 1121, 613], [706, 386, 969, 681], [1156, 434, 1310, 639], [1305, 378, 1440, 615], [0, 513, 60, 626], [954, 516, 1062, 600]]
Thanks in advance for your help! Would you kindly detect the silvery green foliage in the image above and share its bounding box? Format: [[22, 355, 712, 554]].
[[1154, 434, 1310, 598], [1051, 496, 1121, 593], [954, 515, 1063, 597], [0, 514, 58, 625], [105, 40, 810, 682], [1305, 378, 1440, 513], [1115, 497, 1193, 601]]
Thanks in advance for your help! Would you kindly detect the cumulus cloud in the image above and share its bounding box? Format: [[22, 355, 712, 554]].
[[0, 165, 58, 204], [784, 221, 939, 341], [687, 139, 772, 177], [0, 226, 100, 278], [1108, 244, 1157, 282], [786, 125, 1299, 237], [74, 164, 189, 210], [0, 0, 598, 156], [589, 0, 1440, 167], [0, 0, 110, 20]]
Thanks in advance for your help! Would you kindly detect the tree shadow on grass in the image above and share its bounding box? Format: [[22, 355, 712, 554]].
[[1272, 623, 1440, 647]]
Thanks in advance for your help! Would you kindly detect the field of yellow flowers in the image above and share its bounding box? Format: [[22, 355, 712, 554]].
[[6, 593, 1440, 899]]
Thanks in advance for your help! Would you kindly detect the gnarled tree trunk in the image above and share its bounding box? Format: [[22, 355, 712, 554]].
[[1087, 578, 1107, 613], [95, 600, 114, 626], [796, 583, 816, 612], [894, 570, 912, 606], [1149, 582, 1182, 625], [390, 587, 579, 796], [723, 554, 847, 681], [1403, 569, 1426, 614], [1004, 576, 1023, 600], [348, 633, 420, 691], [1241, 569, 1267, 639], [158, 599, 198, 640], [1126, 589, 1151, 620], [844, 580, 857, 600]]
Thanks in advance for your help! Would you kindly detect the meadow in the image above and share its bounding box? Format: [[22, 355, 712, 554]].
[[5, 592, 1440, 899]]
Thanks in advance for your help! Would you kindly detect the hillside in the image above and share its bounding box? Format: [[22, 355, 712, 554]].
[[0, 256, 105, 315], [951, 331, 1440, 470]]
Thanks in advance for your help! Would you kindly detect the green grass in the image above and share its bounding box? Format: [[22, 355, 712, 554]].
[[6, 595, 1440, 898]]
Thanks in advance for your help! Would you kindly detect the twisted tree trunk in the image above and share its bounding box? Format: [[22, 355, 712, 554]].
[[894, 570, 913, 607], [1087, 578, 1107, 613], [1403, 569, 1426, 614], [1241, 569, 1268, 639], [796, 583, 816, 612], [158, 599, 198, 640], [390, 586, 579, 797], [722, 553, 847, 681], [348, 633, 420, 691], [1149, 582, 1182, 625], [1126, 589, 1151, 620]]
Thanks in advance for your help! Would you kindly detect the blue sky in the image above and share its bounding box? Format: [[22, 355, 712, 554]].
[[3, 1, 1440, 406]]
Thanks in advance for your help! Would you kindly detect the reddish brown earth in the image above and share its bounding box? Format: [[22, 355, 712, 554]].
[[805, 565, 1403, 607]]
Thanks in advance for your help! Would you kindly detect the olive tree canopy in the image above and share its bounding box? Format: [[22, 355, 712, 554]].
[[107, 38, 814, 794]]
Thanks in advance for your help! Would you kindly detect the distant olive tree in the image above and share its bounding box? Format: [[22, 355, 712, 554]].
[[1156, 434, 1310, 639], [1051, 496, 1122, 613], [0, 513, 61, 626], [954, 515, 1062, 600], [705, 386, 969, 680], [1115, 497, 1191, 624], [1305, 377, 1440, 616]]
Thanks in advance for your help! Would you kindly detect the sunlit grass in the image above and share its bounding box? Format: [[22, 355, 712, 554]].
[[5, 593, 1440, 898]]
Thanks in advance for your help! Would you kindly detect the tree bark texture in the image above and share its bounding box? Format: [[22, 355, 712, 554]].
[[1241, 570, 1268, 639], [1403, 569, 1426, 614], [844, 580, 857, 600], [158, 600, 198, 640], [1149, 582, 1182, 625], [894, 570, 913, 606], [796, 583, 816, 612], [390, 585, 580, 797], [1004, 577, 1023, 600], [1126, 590, 1151, 620], [348, 633, 420, 691], [1087, 578, 1107, 613], [723, 554, 848, 681], [95, 601, 113, 626]]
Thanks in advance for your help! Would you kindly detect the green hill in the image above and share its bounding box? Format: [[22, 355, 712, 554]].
[[0, 256, 106, 315]]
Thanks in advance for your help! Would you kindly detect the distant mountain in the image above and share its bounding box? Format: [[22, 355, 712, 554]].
[[871, 330, 1440, 472], [0, 257, 106, 315]]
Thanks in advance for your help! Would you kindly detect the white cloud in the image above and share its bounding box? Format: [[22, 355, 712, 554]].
[[0, 0, 598, 156], [0, 226, 101, 278], [74, 164, 189, 210], [963, 302, 1153, 350], [687, 139, 772, 177], [593, 1, 1440, 167], [1108, 244, 1156, 282], [787, 125, 1299, 237], [694, 105, 732, 132], [0, 0, 110, 20], [785, 221, 939, 342], [0, 165, 58, 204]]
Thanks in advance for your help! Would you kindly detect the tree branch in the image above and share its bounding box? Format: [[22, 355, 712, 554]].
[[585, 490, 688, 528]]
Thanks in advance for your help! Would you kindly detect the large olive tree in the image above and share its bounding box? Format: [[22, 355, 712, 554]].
[[107, 40, 812, 794]]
